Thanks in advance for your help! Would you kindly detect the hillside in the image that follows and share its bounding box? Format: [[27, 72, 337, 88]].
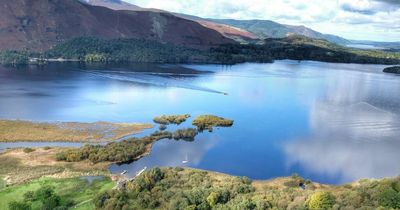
[[82, 0, 258, 42], [0, 0, 234, 51], [82, 0, 142, 10], [209, 19, 350, 45]]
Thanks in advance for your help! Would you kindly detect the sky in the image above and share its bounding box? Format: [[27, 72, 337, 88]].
[[124, 0, 400, 42]]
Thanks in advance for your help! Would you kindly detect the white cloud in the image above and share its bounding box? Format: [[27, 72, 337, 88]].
[[124, 0, 399, 42]]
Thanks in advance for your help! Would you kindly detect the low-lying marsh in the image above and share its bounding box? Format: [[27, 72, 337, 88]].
[[0, 148, 110, 185], [0, 120, 152, 142]]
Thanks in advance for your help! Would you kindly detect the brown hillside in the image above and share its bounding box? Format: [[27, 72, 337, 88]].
[[0, 0, 234, 51], [83, 0, 257, 41]]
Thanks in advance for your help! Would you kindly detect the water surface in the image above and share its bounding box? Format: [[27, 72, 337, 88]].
[[0, 61, 399, 184]]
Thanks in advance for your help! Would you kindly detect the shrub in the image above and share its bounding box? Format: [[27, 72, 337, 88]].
[[238, 198, 257, 210]]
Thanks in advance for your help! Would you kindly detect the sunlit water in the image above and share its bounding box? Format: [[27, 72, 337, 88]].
[[0, 60, 399, 184]]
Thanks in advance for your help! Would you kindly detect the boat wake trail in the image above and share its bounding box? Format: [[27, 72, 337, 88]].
[[83, 70, 227, 95]]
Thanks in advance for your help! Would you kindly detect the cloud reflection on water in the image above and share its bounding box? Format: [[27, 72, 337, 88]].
[[109, 134, 219, 177], [284, 70, 400, 183]]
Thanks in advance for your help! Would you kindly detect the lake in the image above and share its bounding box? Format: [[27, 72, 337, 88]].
[[0, 60, 399, 184]]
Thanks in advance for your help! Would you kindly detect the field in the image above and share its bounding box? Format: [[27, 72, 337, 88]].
[[0, 120, 152, 142], [0, 177, 113, 210]]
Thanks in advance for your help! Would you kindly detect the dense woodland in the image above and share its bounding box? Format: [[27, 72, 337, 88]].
[[93, 167, 400, 210], [56, 129, 198, 164], [1, 36, 399, 66], [192, 115, 234, 132]]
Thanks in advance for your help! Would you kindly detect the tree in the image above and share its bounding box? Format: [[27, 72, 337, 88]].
[[377, 188, 400, 209], [42, 194, 62, 210], [207, 192, 219, 206], [306, 192, 336, 210]]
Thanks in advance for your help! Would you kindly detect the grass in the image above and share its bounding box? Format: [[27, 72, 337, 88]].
[[0, 177, 114, 210], [0, 177, 5, 190], [0, 120, 152, 142]]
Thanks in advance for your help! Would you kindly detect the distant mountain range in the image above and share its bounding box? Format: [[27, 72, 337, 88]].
[[82, 0, 349, 44], [84, 0, 400, 50], [208, 19, 350, 45], [0, 0, 398, 52]]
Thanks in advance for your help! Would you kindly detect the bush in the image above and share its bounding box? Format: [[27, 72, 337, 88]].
[[23, 148, 35, 153], [8, 201, 31, 210], [237, 198, 257, 210], [306, 192, 336, 210]]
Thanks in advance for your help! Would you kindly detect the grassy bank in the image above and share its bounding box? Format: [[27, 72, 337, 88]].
[[0, 120, 152, 142], [0, 177, 113, 210], [1, 166, 400, 210], [0, 148, 110, 185]]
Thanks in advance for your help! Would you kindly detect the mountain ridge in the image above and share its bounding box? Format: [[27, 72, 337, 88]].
[[81, 0, 351, 45], [0, 0, 234, 51]]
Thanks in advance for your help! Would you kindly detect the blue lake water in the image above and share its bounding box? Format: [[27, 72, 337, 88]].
[[0, 60, 399, 184]]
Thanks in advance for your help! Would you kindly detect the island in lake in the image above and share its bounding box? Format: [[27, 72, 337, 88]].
[[1, 0, 400, 209], [1, 115, 399, 210], [383, 66, 400, 74]]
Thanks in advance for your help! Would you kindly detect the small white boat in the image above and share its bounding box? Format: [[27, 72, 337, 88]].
[[182, 154, 189, 164], [120, 170, 128, 175], [136, 167, 147, 177]]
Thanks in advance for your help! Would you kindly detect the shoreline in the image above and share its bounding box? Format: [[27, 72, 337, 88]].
[[25, 57, 400, 66], [0, 142, 397, 187]]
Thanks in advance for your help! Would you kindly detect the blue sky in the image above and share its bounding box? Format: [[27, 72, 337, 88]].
[[124, 0, 400, 42]]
